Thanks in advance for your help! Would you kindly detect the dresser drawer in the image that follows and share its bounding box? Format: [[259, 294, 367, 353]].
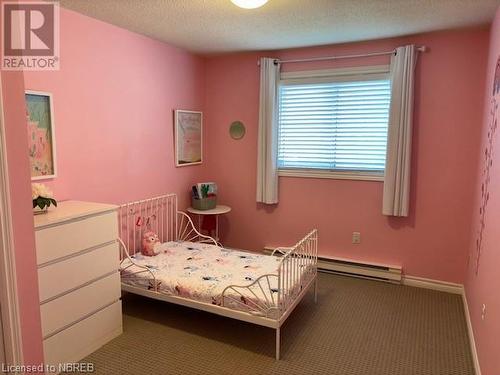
[[36, 211, 118, 266], [38, 242, 119, 303], [43, 301, 122, 367], [40, 272, 121, 338]]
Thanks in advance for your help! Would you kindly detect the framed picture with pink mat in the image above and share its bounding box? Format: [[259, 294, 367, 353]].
[[174, 109, 202, 167]]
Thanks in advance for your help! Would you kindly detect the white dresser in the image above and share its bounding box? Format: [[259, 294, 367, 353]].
[[34, 201, 122, 367]]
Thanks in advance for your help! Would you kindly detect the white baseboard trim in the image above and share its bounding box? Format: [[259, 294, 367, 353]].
[[402, 275, 481, 375], [461, 291, 482, 375], [402, 275, 463, 294]]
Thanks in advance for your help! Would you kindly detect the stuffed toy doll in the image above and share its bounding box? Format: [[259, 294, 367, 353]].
[[141, 231, 161, 256]]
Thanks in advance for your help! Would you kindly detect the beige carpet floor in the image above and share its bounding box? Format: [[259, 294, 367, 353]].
[[80, 273, 474, 375]]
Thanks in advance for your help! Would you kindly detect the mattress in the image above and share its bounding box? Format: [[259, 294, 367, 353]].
[[121, 241, 305, 317]]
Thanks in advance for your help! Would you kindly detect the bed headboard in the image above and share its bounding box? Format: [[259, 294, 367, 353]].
[[118, 194, 178, 256]]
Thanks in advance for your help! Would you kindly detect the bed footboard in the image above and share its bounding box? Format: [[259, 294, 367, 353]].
[[221, 229, 318, 317], [221, 274, 281, 317], [278, 229, 318, 314], [221, 229, 318, 359]]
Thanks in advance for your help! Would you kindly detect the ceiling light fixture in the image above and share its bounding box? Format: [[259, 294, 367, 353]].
[[230, 0, 269, 9]]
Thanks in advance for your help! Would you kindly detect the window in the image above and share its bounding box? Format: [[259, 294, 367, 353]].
[[277, 66, 391, 181]]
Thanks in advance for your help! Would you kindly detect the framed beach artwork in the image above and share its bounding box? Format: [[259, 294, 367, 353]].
[[25, 91, 57, 180], [174, 110, 202, 166]]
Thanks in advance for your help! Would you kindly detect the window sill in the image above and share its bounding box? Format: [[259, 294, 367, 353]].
[[278, 169, 384, 182]]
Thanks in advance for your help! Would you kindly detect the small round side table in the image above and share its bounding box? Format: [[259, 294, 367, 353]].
[[186, 205, 231, 244]]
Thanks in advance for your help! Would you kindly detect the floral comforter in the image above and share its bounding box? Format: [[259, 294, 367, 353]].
[[121, 241, 303, 317]]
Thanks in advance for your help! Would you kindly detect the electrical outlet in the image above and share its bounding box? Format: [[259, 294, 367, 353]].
[[481, 304, 487, 321], [352, 232, 361, 244]]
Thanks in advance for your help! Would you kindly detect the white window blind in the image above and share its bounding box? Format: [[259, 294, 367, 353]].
[[278, 77, 391, 174]]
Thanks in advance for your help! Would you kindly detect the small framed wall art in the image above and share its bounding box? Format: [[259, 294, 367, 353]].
[[25, 90, 57, 180], [174, 110, 202, 166]]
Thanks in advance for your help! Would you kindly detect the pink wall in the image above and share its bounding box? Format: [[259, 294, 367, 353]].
[[204, 28, 489, 283], [0, 0, 44, 363], [465, 7, 500, 375], [0, 71, 44, 365], [0, 0, 43, 364], [23, 8, 208, 208]]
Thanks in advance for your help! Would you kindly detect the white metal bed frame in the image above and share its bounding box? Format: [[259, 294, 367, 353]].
[[118, 194, 318, 360]]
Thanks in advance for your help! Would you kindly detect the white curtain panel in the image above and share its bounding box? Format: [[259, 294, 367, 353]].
[[256, 57, 280, 204], [383, 45, 418, 217]]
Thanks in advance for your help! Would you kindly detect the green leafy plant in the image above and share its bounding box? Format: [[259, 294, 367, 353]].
[[32, 183, 57, 210], [33, 196, 57, 210], [201, 184, 210, 198]]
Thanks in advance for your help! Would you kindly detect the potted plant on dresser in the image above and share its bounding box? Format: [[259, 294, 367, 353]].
[[32, 183, 57, 214]]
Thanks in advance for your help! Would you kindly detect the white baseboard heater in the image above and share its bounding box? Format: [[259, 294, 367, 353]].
[[317, 257, 402, 283], [263, 247, 402, 283]]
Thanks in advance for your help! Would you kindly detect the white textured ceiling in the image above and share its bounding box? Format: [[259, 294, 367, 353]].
[[59, 0, 499, 54]]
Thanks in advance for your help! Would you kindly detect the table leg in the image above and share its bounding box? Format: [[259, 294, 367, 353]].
[[215, 215, 219, 242], [198, 215, 201, 238]]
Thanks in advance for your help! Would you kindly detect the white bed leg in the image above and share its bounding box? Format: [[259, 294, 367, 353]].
[[275, 327, 281, 360], [314, 276, 318, 304]]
